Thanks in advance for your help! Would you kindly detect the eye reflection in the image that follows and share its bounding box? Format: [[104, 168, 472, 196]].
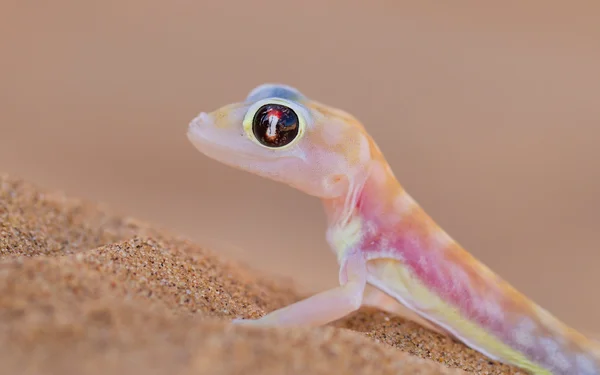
[[252, 103, 299, 148]]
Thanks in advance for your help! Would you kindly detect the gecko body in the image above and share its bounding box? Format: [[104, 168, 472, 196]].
[[187, 83, 600, 375]]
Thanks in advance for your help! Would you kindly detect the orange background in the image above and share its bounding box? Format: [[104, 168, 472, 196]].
[[1, 1, 599, 335]]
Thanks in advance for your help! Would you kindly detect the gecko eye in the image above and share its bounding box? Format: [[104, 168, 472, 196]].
[[251, 103, 300, 148]]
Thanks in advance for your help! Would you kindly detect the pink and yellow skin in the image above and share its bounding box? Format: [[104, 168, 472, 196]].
[[187, 83, 600, 375]]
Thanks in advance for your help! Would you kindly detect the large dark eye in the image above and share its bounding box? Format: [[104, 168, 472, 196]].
[[252, 103, 300, 148]]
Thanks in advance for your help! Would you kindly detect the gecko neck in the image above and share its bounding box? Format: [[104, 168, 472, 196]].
[[321, 161, 396, 222], [319, 158, 408, 260]]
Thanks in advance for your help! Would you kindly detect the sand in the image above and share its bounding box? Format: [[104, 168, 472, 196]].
[[0, 174, 526, 375]]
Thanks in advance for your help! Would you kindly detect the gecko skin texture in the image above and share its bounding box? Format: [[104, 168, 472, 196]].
[[187, 83, 600, 375]]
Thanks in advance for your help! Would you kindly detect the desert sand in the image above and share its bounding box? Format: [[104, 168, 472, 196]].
[[0, 173, 528, 375]]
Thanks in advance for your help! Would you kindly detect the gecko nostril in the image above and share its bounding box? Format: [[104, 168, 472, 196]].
[[197, 112, 210, 124], [189, 112, 209, 130]]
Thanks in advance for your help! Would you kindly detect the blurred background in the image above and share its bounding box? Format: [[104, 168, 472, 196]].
[[1, 1, 599, 335]]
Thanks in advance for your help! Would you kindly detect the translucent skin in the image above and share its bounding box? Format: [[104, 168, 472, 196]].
[[187, 83, 600, 375]]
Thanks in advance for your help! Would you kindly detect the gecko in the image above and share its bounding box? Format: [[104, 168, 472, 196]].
[[187, 83, 600, 375]]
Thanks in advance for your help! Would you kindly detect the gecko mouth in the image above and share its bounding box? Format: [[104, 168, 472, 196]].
[[187, 120, 245, 159], [187, 113, 284, 164]]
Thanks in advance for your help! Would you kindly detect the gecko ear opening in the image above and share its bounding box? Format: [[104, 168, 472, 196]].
[[243, 98, 307, 150]]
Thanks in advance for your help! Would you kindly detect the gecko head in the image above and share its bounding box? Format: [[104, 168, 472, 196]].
[[187, 83, 373, 199]]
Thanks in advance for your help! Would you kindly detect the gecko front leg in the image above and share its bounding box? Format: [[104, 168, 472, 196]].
[[233, 251, 367, 327]]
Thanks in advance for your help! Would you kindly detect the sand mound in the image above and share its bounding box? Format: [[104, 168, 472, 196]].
[[0, 174, 522, 375]]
